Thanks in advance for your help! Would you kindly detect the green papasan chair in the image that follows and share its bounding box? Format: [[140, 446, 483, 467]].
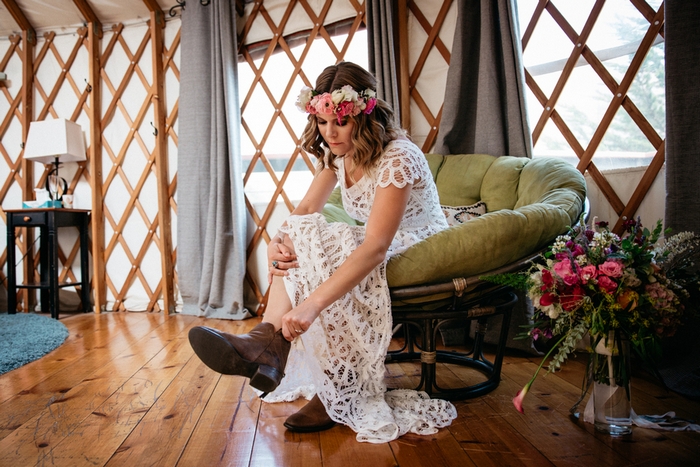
[[324, 153, 587, 400]]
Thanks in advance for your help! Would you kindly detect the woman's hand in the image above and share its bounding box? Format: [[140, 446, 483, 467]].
[[267, 233, 299, 283], [281, 300, 322, 341]]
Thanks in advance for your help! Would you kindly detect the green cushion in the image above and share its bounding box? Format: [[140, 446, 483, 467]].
[[480, 156, 528, 211], [434, 154, 496, 207], [424, 153, 444, 182]]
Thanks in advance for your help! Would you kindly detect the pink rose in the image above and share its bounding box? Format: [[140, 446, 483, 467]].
[[553, 258, 579, 286], [597, 276, 618, 294], [599, 260, 624, 278], [580, 265, 597, 282], [314, 94, 335, 115]]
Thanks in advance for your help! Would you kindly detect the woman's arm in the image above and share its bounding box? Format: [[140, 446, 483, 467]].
[[280, 180, 413, 339]]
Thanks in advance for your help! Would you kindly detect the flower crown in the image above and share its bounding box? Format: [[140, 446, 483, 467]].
[[295, 85, 377, 123]]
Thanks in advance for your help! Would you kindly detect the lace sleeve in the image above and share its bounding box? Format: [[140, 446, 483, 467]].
[[376, 141, 427, 189]]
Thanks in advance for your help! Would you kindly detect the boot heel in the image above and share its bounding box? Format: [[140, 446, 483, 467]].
[[250, 364, 283, 393]]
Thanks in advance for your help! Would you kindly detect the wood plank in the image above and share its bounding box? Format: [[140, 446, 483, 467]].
[[448, 398, 554, 467], [0, 313, 171, 440], [250, 398, 325, 467], [390, 429, 475, 467], [0, 312, 155, 404], [44, 317, 201, 465], [0, 313, 698, 466], [178, 377, 263, 466]]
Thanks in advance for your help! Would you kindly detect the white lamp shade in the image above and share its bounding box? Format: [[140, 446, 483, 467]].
[[24, 119, 86, 164]]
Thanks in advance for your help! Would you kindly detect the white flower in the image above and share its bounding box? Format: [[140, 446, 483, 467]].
[[296, 86, 314, 112], [546, 305, 560, 319], [331, 85, 358, 105]]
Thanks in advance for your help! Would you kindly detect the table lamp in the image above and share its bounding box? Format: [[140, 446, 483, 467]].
[[23, 119, 86, 206]]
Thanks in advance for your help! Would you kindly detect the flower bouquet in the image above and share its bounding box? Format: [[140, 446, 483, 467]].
[[486, 217, 700, 429]]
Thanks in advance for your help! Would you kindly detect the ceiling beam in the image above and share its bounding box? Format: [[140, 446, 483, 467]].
[[142, 0, 163, 13], [2, 0, 36, 44], [142, 0, 165, 28], [72, 0, 103, 38]]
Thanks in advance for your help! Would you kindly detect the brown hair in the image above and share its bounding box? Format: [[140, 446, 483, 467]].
[[300, 62, 406, 174]]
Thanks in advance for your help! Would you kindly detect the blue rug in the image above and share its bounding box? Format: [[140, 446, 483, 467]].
[[0, 313, 69, 375]]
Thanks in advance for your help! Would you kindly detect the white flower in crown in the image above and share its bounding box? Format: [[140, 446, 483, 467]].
[[296, 86, 315, 112], [331, 85, 358, 105]]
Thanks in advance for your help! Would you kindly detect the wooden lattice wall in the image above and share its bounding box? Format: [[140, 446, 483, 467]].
[[0, 4, 180, 314], [522, 0, 665, 234], [1, 0, 667, 314]]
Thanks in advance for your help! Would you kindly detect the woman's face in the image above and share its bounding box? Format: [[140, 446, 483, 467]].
[[317, 114, 355, 157]]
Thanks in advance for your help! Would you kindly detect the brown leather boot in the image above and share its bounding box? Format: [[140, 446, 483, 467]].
[[284, 395, 336, 433], [188, 322, 290, 394]]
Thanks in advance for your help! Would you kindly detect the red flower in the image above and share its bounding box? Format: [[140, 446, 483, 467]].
[[541, 269, 554, 287], [598, 276, 618, 294], [560, 285, 585, 311], [540, 293, 558, 307]]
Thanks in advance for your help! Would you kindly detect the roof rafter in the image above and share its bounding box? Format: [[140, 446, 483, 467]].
[[72, 0, 103, 38], [1, 0, 36, 44]]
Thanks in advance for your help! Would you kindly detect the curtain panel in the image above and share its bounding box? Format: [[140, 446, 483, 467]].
[[178, 1, 252, 319], [665, 0, 700, 235], [367, 0, 401, 121], [434, 0, 531, 158]]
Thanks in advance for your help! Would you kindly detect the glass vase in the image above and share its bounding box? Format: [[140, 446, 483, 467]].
[[589, 331, 632, 436]]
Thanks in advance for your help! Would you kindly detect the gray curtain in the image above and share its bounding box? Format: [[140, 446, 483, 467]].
[[665, 1, 700, 235], [434, 0, 532, 158], [178, 1, 251, 319], [660, 0, 700, 398], [433, 0, 534, 354], [366, 0, 401, 119]]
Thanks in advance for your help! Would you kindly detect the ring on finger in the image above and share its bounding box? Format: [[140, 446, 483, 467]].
[[295, 329, 303, 333], [272, 260, 279, 268]]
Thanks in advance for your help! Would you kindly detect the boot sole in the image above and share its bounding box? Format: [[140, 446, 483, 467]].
[[283, 420, 337, 433], [188, 326, 283, 393]]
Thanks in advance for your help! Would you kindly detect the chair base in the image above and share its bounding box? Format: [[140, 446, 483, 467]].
[[387, 286, 517, 400]]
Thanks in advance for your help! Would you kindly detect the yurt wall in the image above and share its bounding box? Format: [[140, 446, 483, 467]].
[[0, 12, 181, 313], [1, 0, 667, 314]]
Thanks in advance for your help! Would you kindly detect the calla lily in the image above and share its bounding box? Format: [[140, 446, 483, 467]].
[[513, 382, 531, 413], [513, 334, 568, 414]]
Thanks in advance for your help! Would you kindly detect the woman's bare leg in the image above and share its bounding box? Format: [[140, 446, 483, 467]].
[[262, 276, 293, 330], [262, 234, 295, 331]]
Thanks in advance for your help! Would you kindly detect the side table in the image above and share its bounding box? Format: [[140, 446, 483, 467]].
[[6, 208, 91, 319]]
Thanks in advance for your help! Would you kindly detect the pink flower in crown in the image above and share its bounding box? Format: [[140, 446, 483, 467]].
[[553, 258, 579, 286], [336, 100, 355, 119], [597, 275, 618, 294], [364, 97, 377, 114], [599, 260, 624, 278], [314, 93, 335, 115]]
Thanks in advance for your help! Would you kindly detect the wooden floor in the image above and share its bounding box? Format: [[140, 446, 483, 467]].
[[0, 312, 699, 467]]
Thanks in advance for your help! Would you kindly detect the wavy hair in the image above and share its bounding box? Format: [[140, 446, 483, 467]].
[[300, 62, 406, 174]]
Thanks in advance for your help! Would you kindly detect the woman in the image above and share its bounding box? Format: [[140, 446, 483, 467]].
[[189, 62, 457, 443]]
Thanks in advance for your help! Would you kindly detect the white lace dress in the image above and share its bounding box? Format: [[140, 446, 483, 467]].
[[267, 139, 457, 443]]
